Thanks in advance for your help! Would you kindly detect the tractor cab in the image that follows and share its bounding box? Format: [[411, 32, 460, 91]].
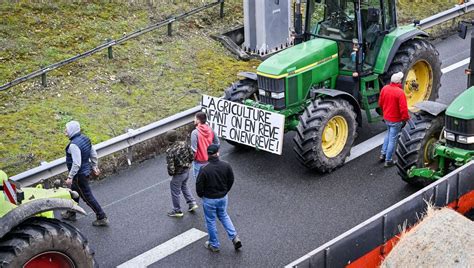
[[306, 0, 396, 73]]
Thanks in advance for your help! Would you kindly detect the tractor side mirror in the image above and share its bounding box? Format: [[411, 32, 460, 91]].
[[458, 23, 468, 39], [367, 8, 381, 23]]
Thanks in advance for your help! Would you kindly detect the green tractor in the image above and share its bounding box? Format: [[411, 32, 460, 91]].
[[224, 0, 441, 172], [396, 21, 474, 187], [0, 171, 95, 267]]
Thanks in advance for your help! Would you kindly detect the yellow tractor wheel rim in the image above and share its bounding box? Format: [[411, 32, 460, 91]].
[[423, 136, 438, 165], [322, 116, 349, 158], [404, 60, 433, 108]]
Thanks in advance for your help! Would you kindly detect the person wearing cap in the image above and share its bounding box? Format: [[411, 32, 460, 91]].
[[165, 130, 198, 217], [378, 72, 410, 167], [191, 112, 220, 180], [196, 144, 242, 252], [61, 120, 109, 226]]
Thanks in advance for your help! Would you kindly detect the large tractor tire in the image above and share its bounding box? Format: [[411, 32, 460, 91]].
[[0, 217, 95, 268], [223, 78, 258, 148], [383, 39, 441, 108], [293, 98, 357, 173], [223, 78, 258, 102], [396, 112, 444, 187]]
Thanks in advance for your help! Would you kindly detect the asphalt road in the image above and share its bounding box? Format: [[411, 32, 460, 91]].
[[66, 32, 472, 268]]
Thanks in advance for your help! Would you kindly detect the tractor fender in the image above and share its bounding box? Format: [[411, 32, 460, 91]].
[[381, 29, 429, 74], [237, 72, 258, 81], [0, 198, 86, 238], [414, 100, 447, 116], [310, 88, 363, 126]]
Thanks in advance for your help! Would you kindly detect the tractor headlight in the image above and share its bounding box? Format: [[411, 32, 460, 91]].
[[457, 135, 474, 144], [444, 131, 455, 141], [271, 92, 285, 99], [259, 89, 266, 96]]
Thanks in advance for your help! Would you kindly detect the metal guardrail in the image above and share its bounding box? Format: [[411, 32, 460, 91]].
[[418, 1, 474, 30], [0, 0, 225, 92], [286, 161, 474, 268], [11, 106, 200, 186]]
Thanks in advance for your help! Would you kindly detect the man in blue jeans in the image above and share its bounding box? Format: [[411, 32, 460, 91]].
[[196, 144, 242, 252], [379, 72, 410, 167]]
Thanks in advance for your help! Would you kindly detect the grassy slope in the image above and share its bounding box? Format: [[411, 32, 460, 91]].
[[0, 0, 462, 175]]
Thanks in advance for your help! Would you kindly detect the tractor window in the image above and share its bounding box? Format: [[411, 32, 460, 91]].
[[309, 0, 357, 42], [382, 0, 396, 30]]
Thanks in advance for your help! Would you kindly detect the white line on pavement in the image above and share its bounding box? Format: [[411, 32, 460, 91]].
[[117, 228, 208, 268], [441, 57, 470, 73], [347, 131, 386, 162], [76, 178, 170, 219]]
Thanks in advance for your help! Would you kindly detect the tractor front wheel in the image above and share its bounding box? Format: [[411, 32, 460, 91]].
[[223, 78, 258, 148], [293, 98, 357, 172], [396, 112, 444, 187], [0, 217, 95, 268]]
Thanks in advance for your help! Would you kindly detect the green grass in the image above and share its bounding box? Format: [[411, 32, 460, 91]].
[[0, 0, 466, 175]]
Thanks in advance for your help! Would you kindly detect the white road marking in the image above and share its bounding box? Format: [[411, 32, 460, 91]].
[[76, 177, 171, 219], [117, 228, 208, 268], [347, 131, 386, 162], [441, 57, 470, 73]]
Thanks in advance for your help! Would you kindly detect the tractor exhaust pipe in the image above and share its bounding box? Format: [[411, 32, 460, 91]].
[[469, 26, 474, 87], [294, 0, 303, 45]]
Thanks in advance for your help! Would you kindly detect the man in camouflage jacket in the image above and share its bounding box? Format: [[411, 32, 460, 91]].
[[165, 130, 198, 217]]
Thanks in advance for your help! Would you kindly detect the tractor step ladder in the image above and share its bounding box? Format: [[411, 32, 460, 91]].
[[361, 74, 382, 123]]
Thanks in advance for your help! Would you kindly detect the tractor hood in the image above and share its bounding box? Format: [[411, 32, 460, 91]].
[[446, 86, 474, 120], [257, 38, 338, 77]]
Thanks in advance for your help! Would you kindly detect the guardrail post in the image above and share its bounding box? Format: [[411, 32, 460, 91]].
[[41, 67, 47, 87], [220, 0, 225, 19], [168, 22, 173, 36], [108, 47, 114, 59], [126, 147, 133, 166]]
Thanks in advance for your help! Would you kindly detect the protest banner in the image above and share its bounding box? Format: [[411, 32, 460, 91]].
[[201, 95, 285, 155]]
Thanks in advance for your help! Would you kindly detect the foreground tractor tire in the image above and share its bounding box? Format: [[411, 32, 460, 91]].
[[384, 39, 441, 109], [396, 112, 444, 187], [223, 78, 258, 148], [0, 217, 95, 268], [294, 98, 357, 173]]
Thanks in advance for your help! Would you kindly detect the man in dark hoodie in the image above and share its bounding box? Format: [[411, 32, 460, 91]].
[[196, 144, 241, 252], [61, 120, 108, 226], [191, 112, 219, 180]]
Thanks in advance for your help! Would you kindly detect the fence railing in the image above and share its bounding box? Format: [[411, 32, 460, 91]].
[[418, 0, 474, 30], [11, 106, 200, 186], [9, 1, 473, 187], [0, 0, 225, 92], [285, 161, 474, 268]]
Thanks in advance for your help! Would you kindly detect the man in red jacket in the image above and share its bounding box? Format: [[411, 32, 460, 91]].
[[378, 72, 410, 167], [191, 112, 220, 180]]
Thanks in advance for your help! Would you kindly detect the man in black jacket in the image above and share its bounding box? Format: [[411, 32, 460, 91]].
[[196, 144, 242, 252]]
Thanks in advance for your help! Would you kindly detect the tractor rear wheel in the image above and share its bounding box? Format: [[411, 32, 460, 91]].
[[223, 78, 258, 148], [293, 98, 357, 173], [396, 112, 444, 187], [384, 39, 441, 108], [0, 217, 95, 268]]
